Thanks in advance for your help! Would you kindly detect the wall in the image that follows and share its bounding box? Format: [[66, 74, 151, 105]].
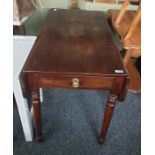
[[36, 0, 72, 9], [78, 0, 138, 11], [34, 0, 138, 11]]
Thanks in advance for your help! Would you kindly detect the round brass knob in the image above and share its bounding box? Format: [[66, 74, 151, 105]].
[[72, 78, 79, 88]]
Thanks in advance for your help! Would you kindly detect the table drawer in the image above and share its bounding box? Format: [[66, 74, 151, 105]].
[[38, 75, 114, 90]]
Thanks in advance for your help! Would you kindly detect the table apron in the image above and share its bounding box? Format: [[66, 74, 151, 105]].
[[27, 74, 116, 90]]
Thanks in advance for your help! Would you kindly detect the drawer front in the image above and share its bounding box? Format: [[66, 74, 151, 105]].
[[38, 75, 114, 90]]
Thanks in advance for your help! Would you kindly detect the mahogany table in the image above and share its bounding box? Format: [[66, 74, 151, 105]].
[[22, 9, 129, 145]]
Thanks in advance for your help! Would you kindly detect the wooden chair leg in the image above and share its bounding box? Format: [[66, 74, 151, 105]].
[[123, 50, 141, 93], [123, 50, 131, 65], [126, 59, 141, 93]]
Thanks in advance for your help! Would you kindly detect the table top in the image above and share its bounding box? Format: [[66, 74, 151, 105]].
[[23, 9, 128, 77]]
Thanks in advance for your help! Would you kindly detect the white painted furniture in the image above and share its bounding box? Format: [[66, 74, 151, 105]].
[[13, 36, 37, 141]]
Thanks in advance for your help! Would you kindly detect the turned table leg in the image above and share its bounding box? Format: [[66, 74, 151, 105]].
[[99, 94, 117, 145], [31, 90, 43, 141]]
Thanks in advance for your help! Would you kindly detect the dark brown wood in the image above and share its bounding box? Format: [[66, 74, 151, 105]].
[[31, 89, 43, 141], [99, 77, 125, 145], [22, 9, 129, 144], [130, 0, 141, 5], [99, 94, 117, 144], [118, 76, 130, 101], [24, 9, 128, 76], [28, 74, 114, 90]]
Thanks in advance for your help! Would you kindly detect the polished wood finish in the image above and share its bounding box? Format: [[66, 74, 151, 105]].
[[118, 76, 130, 101], [29, 74, 115, 90], [99, 77, 124, 144], [31, 89, 43, 141], [99, 94, 117, 144], [22, 9, 129, 144], [24, 10, 127, 76], [108, 0, 141, 93]]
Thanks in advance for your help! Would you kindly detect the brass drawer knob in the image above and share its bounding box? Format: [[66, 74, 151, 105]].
[[72, 78, 79, 88]]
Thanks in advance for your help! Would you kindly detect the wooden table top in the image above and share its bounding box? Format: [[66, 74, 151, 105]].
[[23, 9, 128, 77]]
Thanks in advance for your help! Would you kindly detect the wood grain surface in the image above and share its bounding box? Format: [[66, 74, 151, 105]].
[[23, 9, 128, 77]]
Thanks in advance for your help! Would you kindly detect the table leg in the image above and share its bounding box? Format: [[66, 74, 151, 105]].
[[31, 90, 43, 141], [99, 94, 117, 145], [13, 79, 33, 141]]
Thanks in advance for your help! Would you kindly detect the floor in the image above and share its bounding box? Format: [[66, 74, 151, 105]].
[[14, 89, 141, 155]]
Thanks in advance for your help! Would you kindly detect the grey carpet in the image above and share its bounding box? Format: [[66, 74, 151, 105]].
[[13, 89, 141, 155]]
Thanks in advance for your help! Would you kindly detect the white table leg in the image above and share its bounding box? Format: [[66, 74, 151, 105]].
[[13, 79, 33, 141]]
